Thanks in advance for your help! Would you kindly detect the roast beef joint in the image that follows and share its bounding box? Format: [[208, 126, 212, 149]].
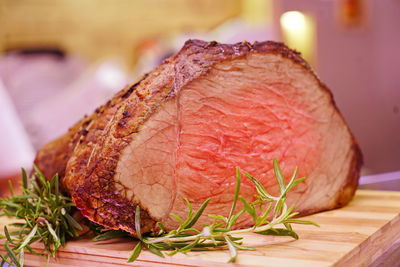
[[34, 40, 362, 235]]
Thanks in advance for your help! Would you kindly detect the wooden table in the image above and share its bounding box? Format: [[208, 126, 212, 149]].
[[1, 190, 400, 266]]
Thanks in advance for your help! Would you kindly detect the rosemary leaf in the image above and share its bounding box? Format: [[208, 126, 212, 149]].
[[225, 236, 237, 263], [170, 214, 183, 224], [135, 206, 142, 240], [4, 226, 15, 245], [179, 199, 193, 230], [284, 219, 320, 227], [127, 241, 142, 262], [273, 158, 286, 194], [166, 249, 179, 257], [256, 203, 272, 226], [227, 209, 245, 230], [207, 214, 226, 222], [256, 228, 299, 240], [243, 171, 275, 200], [213, 228, 230, 232], [53, 174, 60, 204], [33, 165, 46, 185], [286, 177, 306, 192], [17, 224, 38, 251], [46, 220, 61, 250], [25, 245, 45, 257], [185, 198, 211, 229], [5, 242, 21, 267], [240, 196, 257, 224], [146, 244, 165, 258], [92, 230, 128, 242], [230, 240, 255, 251], [177, 237, 201, 253], [19, 249, 24, 267], [64, 213, 83, 231], [8, 180, 14, 197], [21, 168, 28, 190], [227, 167, 241, 224], [156, 222, 166, 233], [182, 228, 201, 234], [284, 223, 293, 231], [274, 196, 286, 216], [288, 166, 298, 187]]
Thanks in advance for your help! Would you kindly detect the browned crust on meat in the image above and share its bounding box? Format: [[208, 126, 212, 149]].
[[34, 39, 363, 234], [297, 143, 363, 217], [33, 76, 147, 180], [336, 142, 363, 206]]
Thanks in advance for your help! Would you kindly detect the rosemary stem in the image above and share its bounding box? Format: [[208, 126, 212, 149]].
[[144, 219, 284, 244], [145, 233, 203, 244]]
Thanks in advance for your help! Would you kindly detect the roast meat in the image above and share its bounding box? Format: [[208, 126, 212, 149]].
[[34, 40, 362, 234]]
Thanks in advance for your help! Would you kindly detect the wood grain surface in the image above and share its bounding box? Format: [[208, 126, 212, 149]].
[[1, 190, 400, 267]]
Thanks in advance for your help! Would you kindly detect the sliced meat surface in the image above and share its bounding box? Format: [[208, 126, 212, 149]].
[[34, 40, 362, 234]]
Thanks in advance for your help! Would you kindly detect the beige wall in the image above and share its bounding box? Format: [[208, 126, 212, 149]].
[[0, 0, 240, 66]]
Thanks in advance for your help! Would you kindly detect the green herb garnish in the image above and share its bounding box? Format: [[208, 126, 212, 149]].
[[120, 158, 318, 263], [0, 167, 82, 266], [1, 159, 318, 265]]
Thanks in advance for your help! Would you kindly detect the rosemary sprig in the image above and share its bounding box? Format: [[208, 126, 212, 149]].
[[0, 159, 318, 265], [122, 158, 318, 263], [0, 167, 83, 267]]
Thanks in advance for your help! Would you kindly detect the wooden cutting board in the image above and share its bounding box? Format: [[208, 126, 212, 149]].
[[1, 190, 400, 267]]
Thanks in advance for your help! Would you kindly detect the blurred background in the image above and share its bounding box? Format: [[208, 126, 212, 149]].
[[0, 0, 399, 191]]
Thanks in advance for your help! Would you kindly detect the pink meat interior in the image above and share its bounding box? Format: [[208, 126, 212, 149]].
[[116, 54, 326, 229]]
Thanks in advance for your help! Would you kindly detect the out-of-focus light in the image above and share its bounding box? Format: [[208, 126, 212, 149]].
[[279, 11, 315, 64], [96, 62, 126, 91], [280, 11, 306, 32]]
